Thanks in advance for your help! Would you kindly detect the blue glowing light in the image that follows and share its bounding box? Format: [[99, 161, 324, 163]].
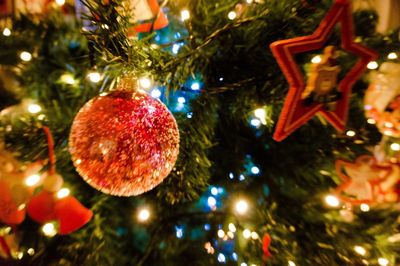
[[232, 253, 238, 261], [177, 97, 186, 104], [204, 224, 211, 231], [207, 196, 217, 208], [217, 253, 226, 263], [239, 174, 245, 181], [172, 44, 181, 54], [190, 82, 201, 91], [175, 226, 183, 238], [187, 112, 193, 118]]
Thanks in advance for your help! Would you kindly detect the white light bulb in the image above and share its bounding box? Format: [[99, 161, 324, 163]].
[[325, 195, 340, 207], [243, 229, 251, 239], [2, 28, 11, 36], [251, 232, 259, 239], [288, 261, 296, 266], [235, 199, 249, 215], [217, 229, 225, 238], [210, 187, 218, 196], [254, 108, 266, 119], [246, 0, 253, 3], [390, 143, 400, 151], [346, 130, 356, 137], [190, 82, 200, 91], [139, 77, 152, 89], [354, 245, 366, 256], [181, 10, 190, 21], [55, 0, 65, 6], [42, 223, 57, 237], [251, 166, 260, 174], [241, 263, 248, 266], [388, 52, 398, 60], [360, 203, 370, 212], [378, 258, 389, 266], [250, 118, 261, 127], [151, 88, 162, 98], [27, 103, 42, 114], [20, 51, 32, 62], [138, 208, 150, 222], [367, 61, 378, 70], [27, 248, 35, 256], [207, 196, 217, 208], [88, 72, 101, 83], [60, 73, 75, 85], [367, 118, 376, 124], [228, 223, 236, 232], [57, 188, 70, 199], [177, 97, 186, 104], [25, 174, 40, 187], [228, 11, 237, 20], [311, 55, 322, 64], [217, 253, 226, 263]]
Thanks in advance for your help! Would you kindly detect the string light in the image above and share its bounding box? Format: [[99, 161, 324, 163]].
[[250, 118, 261, 127], [346, 130, 356, 137], [367, 118, 376, 124], [390, 143, 400, 151], [241, 263, 248, 266], [217, 253, 226, 263], [235, 199, 249, 215], [190, 81, 200, 91], [288, 261, 296, 266], [354, 245, 366, 256], [246, 0, 253, 3], [227, 231, 234, 239], [228, 223, 236, 232], [55, 0, 65, 6], [378, 258, 389, 266], [228, 11, 237, 20], [204, 242, 214, 254], [239, 174, 245, 181], [211, 187, 218, 196], [172, 44, 181, 54], [2, 27, 11, 36], [137, 208, 150, 222], [88, 71, 101, 83], [360, 203, 370, 212], [388, 52, 398, 60], [207, 196, 217, 208], [251, 232, 259, 239], [311, 55, 322, 64], [251, 166, 260, 174], [27, 103, 42, 114], [243, 229, 251, 239], [367, 61, 379, 70], [57, 188, 70, 199], [324, 195, 340, 207], [42, 223, 57, 237], [254, 108, 267, 125], [27, 248, 35, 256], [217, 229, 225, 238], [25, 174, 40, 187], [150, 88, 162, 98], [181, 10, 190, 21], [20, 51, 32, 62], [60, 73, 76, 85], [175, 226, 183, 238], [139, 77, 152, 89]]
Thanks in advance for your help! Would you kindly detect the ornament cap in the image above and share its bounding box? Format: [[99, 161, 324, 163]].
[[117, 75, 139, 91]]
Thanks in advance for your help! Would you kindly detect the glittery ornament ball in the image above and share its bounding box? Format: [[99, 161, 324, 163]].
[[69, 89, 179, 196]]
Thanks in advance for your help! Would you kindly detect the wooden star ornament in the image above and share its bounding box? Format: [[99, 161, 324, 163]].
[[269, 0, 378, 141]]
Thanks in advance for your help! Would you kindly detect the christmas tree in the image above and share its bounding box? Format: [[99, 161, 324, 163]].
[[0, 0, 400, 265]]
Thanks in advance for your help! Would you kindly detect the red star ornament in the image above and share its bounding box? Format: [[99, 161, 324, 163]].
[[269, 0, 378, 141]]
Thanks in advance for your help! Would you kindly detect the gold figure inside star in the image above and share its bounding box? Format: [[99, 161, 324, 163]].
[[302, 46, 341, 101]]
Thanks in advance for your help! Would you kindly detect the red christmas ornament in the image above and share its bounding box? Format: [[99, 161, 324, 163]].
[[0, 181, 25, 225], [269, 0, 377, 141], [69, 88, 180, 196], [262, 233, 272, 258], [27, 190, 57, 223]]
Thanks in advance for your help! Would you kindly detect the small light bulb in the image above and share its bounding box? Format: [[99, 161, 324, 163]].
[[57, 188, 70, 199], [139, 77, 152, 89], [138, 208, 150, 222], [177, 97, 186, 104], [378, 258, 389, 266], [241, 263, 248, 266], [346, 130, 356, 137], [60, 73, 75, 85], [2, 28, 11, 36], [88, 71, 101, 83], [360, 203, 370, 212], [354, 245, 366, 256], [27, 103, 42, 114], [246, 0, 253, 3], [190, 82, 200, 91], [27, 248, 35, 255], [217, 229, 225, 238], [390, 143, 400, 151], [288, 261, 296, 266], [254, 108, 265, 119], [228, 11, 237, 20], [388, 52, 398, 60], [217, 253, 226, 263], [367, 61, 379, 70], [42, 223, 57, 237], [250, 118, 261, 127], [235, 199, 249, 215], [243, 229, 251, 239], [227, 231, 234, 239], [25, 174, 40, 187], [151, 88, 162, 98], [325, 195, 340, 207], [251, 166, 260, 174], [367, 118, 376, 124], [311, 55, 322, 64], [207, 196, 217, 208], [55, 0, 65, 6], [20, 51, 32, 62], [181, 10, 190, 21], [228, 223, 236, 232], [210, 187, 218, 196], [251, 232, 259, 239]]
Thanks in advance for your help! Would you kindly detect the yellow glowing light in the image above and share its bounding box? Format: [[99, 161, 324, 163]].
[[228, 11, 237, 20], [324, 195, 340, 207], [217, 229, 225, 238], [27, 103, 42, 114], [60, 73, 76, 85], [27, 248, 35, 256], [288, 261, 296, 266], [228, 223, 236, 232], [254, 108, 267, 125], [57, 188, 70, 199], [354, 245, 366, 256], [360, 203, 370, 212], [137, 208, 150, 222], [251, 232, 259, 240], [55, 0, 65, 6], [181, 10, 190, 21], [25, 174, 40, 187], [367, 118, 376, 124], [243, 229, 251, 239], [378, 258, 389, 266], [235, 199, 249, 215], [388, 52, 398, 60], [346, 130, 356, 137], [311, 55, 322, 64], [20, 51, 32, 62], [227, 231, 234, 239], [367, 61, 378, 70], [3, 28, 11, 36], [390, 143, 400, 151], [88, 71, 101, 83], [42, 223, 57, 237], [246, 0, 253, 3], [139, 77, 152, 89]]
